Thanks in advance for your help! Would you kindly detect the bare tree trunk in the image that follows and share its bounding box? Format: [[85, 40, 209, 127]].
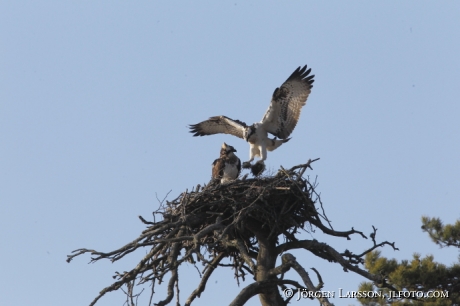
[[250, 223, 285, 306]]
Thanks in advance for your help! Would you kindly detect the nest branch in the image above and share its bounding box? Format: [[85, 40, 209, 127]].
[[184, 252, 225, 306], [340, 225, 399, 265], [277, 253, 332, 306], [68, 159, 398, 305]]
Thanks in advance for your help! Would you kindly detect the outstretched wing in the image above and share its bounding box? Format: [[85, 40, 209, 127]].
[[189, 116, 247, 139], [260, 65, 314, 139]]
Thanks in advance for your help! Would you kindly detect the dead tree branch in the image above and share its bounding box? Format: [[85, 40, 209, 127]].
[[68, 159, 397, 305]]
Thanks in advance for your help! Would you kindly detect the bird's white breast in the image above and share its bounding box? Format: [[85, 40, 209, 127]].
[[221, 162, 239, 183], [247, 123, 268, 144]]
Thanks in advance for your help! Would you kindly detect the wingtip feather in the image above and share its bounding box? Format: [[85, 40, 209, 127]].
[[286, 64, 314, 85], [188, 123, 205, 137]]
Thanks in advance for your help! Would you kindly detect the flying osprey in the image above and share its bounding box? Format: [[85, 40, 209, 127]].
[[190, 65, 314, 168], [212, 143, 241, 184]]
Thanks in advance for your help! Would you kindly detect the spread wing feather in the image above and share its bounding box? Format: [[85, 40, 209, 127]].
[[189, 116, 247, 139], [260, 65, 314, 139]]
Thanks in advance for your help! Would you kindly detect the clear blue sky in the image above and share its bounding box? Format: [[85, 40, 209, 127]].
[[1, 2, 459, 305]]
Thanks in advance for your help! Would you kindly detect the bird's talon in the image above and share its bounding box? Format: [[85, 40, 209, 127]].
[[242, 162, 252, 169]]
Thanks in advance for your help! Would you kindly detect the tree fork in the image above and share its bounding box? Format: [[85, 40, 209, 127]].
[[67, 159, 398, 306]]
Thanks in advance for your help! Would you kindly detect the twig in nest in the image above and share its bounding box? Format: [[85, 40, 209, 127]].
[[67, 159, 398, 306]]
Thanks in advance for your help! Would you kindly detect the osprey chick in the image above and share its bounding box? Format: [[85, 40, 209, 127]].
[[190, 65, 314, 168], [212, 143, 241, 184]]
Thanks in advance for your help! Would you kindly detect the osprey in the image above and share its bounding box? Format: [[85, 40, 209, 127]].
[[212, 143, 241, 184], [189, 65, 314, 169]]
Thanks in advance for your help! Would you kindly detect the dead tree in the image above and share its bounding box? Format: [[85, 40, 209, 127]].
[[67, 159, 398, 306]]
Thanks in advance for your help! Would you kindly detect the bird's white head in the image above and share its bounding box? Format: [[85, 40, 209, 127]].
[[243, 124, 257, 142]]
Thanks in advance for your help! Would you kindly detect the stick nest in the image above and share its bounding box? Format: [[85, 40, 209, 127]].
[[67, 159, 333, 306], [163, 162, 320, 253]]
